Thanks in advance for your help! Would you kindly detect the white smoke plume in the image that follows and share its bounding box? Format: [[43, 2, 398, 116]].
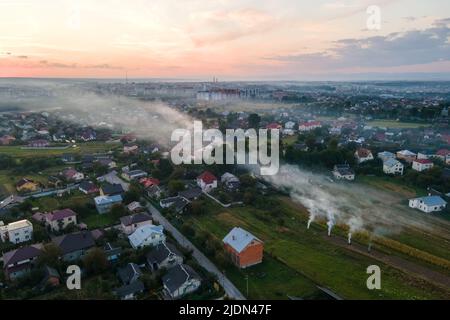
[[0, 79, 194, 147], [263, 164, 450, 239]]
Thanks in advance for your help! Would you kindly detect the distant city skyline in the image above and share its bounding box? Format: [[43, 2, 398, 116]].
[[1, 0, 450, 80]]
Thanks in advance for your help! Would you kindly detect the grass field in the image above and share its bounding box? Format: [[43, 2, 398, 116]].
[[281, 135, 298, 146], [0, 141, 121, 158], [356, 175, 426, 198], [82, 213, 117, 229], [178, 197, 450, 299], [367, 120, 430, 129], [27, 192, 93, 211]]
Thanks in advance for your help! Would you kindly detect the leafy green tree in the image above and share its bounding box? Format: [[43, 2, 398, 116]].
[[248, 113, 261, 129], [168, 180, 185, 195], [37, 243, 62, 268], [83, 248, 109, 275]]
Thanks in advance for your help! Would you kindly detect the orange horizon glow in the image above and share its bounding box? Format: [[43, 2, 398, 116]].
[[1, 0, 450, 79]]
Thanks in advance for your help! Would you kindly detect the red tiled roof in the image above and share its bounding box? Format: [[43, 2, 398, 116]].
[[140, 177, 160, 188], [198, 171, 217, 184], [300, 121, 321, 127], [266, 123, 281, 129], [414, 159, 433, 164], [356, 148, 372, 158], [63, 168, 78, 178], [436, 149, 450, 156]]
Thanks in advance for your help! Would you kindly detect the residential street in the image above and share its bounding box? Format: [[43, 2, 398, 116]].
[[146, 203, 246, 300]]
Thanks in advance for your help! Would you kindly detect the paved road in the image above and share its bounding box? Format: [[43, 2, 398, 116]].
[[147, 203, 246, 300]]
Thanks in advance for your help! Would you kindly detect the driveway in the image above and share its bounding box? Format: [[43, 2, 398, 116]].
[[147, 203, 246, 300]]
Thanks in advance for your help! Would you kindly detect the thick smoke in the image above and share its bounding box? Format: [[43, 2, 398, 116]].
[[0, 79, 193, 147], [263, 164, 450, 239]]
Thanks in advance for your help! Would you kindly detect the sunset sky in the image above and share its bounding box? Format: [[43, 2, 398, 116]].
[[1, 0, 450, 79]]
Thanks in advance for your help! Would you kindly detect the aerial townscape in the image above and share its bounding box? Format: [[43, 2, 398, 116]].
[[0, 79, 449, 301], [1, 0, 450, 308]]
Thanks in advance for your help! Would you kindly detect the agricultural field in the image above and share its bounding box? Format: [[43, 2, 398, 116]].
[[356, 175, 427, 199], [176, 195, 450, 300], [367, 120, 430, 129]]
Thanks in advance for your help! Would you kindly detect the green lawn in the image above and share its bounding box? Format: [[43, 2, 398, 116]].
[[0, 142, 121, 158], [179, 197, 450, 299], [225, 255, 321, 299], [281, 135, 298, 146], [28, 193, 94, 212], [367, 120, 430, 129], [82, 213, 117, 229]]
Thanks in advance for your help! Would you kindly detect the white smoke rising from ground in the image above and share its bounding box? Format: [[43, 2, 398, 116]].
[[263, 164, 450, 238], [327, 211, 335, 236]]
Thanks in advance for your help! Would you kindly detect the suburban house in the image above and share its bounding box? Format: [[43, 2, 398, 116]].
[[221, 172, 240, 191], [409, 196, 447, 213], [377, 151, 396, 162], [97, 158, 117, 169], [159, 196, 189, 213], [0, 195, 25, 212], [128, 224, 165, 249], [115, 280, 145, 300], [40, 265, 61, 288], [412, 159, 434, 172], [223, 227, 264, 269], [28, 139, 50, 148], [435, 149, 450, 164], [146, 185, 162, 199], [122, 169, 148, 181], [140, 177, 160, 188], [178, 187, 202, 201], [123, 144, 139, 154], [2, 244, 43, 280], [118, 263, 142, 285], [146, 242, 184, 272], [283, 121, 296, 135], [115, 263, 145, 299], [100, 183, 124, 196], [79, 181, 99, 195], [16, 178, 39, 193], [332, 164, 355, 181], [298, 121, 321, 132], [383, 158, 404, 175], [44, 208, 77, 232], [0, 219, 33, 244], [354, 148, 374, 164], [61, 168, 84, 182], [124, 199, 140, 210], [197, 171, 218, 192], [0, 135, 16, 145], [120, 212, 153, 235], [48, 176, 63, 188], [52, 231, 95, 261], [266, 123, 282, 130], [162, 264, 201, 299], [396, 150, 417, 163], [94, 194, 123, 214]]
